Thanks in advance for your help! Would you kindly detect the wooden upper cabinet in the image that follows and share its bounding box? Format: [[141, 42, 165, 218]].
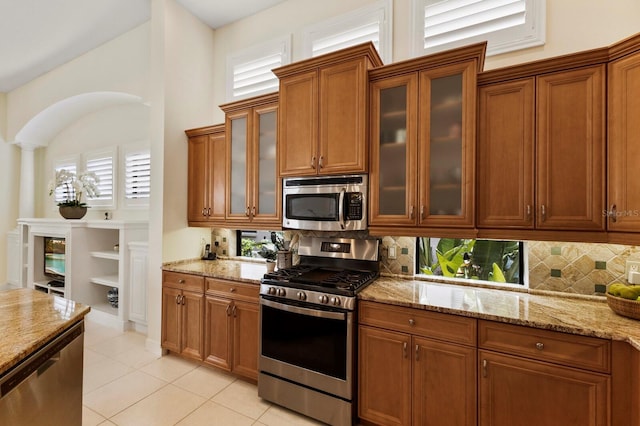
[[477, 78, 535, 229], [185, 125, 225, 226], [608, 47, 640, 232], [369, 43, 485, 232], [274, 43, 383, 177], [221, 93, 281, 229], [536, 65, 606, 230]]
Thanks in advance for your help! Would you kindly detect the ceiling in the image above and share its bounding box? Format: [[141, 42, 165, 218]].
[[0, 0, 285, 93]]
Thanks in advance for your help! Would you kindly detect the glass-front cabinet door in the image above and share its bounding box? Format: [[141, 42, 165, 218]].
[[251, 103, 280, 225], [223, 93, 281, 228], [419, 61, 476, 227], [369, 74, 418, 226]]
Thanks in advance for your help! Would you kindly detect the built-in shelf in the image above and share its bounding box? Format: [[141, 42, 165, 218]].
[[90, 275, 120, 288], [90, 251, 120, 260]]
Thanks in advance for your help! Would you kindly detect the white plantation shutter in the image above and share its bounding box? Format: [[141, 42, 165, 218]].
[[303, 0, 391, 63], [53, 162, 77, 204], [416, 0, 545, 56], [85, 150, 115, 207], [227, 36, 290, 101], [124, 150, 151, 204]]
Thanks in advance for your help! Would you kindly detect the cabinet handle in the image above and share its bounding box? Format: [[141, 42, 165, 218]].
[[319, 156, 324, 168], [207, 207, 211, 216], [610, 204, 617, 223], [225, 304, 231, 316], [246, 207, 250, 217], [311, 156, 316, 169], [420, 205, 425, 220], [415, 344, 420, 361], [175, 295, 181, 304], [536, 342, 544, 350], [202, 208, 207, 217], [403, 342, 407, 358], [232, 305, 237, 317], [410, 206, 415, 219], [482, 359, 488, 378], [251, 206, 256, 219], [181, 296, 186, 305], [178, 279, 185, 284], [541, 204, 547, 221], [230, 288, 236, 293], [408, 318, 415, 326], [526, 204, 532, 220]]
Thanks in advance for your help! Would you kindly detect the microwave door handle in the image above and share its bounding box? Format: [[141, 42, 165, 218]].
[[338, 188, 346, 230]]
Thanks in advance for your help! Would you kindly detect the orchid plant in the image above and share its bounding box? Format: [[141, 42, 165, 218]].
[[49, 169, 100, 207]]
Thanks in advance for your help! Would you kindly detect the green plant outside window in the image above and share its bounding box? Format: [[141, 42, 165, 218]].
[[417, 238, 522, 284]]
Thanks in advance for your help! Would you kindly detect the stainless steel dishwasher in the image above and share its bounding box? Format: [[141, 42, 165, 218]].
[[0, 321, 84, 426]]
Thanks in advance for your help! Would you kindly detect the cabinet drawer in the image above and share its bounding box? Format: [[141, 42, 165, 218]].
[[162, 271, 204, 293], [206, 278, 259, 302], [359, 301, 476, 346], [478, 320, 611, 373]]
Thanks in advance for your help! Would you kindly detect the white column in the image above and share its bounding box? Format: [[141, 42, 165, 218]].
[[13, 142, 40, 219]]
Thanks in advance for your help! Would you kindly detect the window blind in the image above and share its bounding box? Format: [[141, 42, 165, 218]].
[[124, 151, 150, 200], [424, 0, 526, 49], [311, 21, 381, 57], [86, 155, 113, 202], [232, 52, 283, 99]]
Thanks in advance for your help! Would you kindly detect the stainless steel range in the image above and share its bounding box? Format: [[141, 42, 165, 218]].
[[258, 236, 379, 426]]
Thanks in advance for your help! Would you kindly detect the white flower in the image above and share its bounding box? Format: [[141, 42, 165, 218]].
[[49, 169, 100, 207]]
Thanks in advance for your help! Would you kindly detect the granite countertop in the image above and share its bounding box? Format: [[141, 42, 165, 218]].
[[0, 288, 91, 376], [162, 258, 267, 284], [361, 276, 640, 351]]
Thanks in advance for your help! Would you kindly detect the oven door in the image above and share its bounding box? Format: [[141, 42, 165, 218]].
[[259, 297, 353, 400]]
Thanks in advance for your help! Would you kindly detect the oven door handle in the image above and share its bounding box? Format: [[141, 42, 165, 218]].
[[338, 188, 346, 230], [261, 298, 346, 321]]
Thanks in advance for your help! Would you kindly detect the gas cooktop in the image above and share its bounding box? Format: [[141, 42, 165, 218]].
[[262, 265, 379, 296]]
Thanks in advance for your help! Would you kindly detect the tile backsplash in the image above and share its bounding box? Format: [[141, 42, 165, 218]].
[[209, 228, 640, 296]]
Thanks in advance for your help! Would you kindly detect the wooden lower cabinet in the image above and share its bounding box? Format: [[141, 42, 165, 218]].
[[358, 302, 477, 426], [161, 274, 205, 361], [479, 350, 609, 426], [204, 278, 259, 380]]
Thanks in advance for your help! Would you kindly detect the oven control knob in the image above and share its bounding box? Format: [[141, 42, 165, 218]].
[[319, 295, 329, 304], [297, 292, 307, 301], [267, 287, 277, 296], [277, 288, 287, 297], [330, 297, 341, 306]]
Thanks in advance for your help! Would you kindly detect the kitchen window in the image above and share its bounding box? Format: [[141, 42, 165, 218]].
[[226, 35, 291, 101], [413, 0, 545, 57], [302, 0, 392, 63], [417, 237, 524, 285], [237, 230, 284, 259]]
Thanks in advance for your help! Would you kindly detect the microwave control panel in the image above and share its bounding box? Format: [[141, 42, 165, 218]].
[[345, 193, 363, 220]]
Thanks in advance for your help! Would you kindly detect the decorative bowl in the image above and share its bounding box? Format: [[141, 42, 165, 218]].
[[606, 293, 640, 320]]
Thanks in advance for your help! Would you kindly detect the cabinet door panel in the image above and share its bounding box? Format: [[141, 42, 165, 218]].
[[278, 71, 318, 176], [209, 132, 227, 220], [319, 59, 368, 174], [161, 286, 181, 353], [413, 337, 476, 426], [181, 291, 204, 361], [187, 135, 209, 222], [419, 61, 476, 227], [252, 104, 281, 224], [358, 326, 411, 426], [369, 74, 419, 226], [232, 300, 259, 380], [536, 66, 605, 230], [227, 111, 251, 220], [477, 78, 535, 228], [204, 296, 232, 371], [608, 53, 640, 231], [479, 350, 609, 426]]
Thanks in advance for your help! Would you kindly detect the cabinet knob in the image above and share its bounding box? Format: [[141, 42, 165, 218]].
[[230, 288, 236, 293], [536, 342, 544, 350], [408, 318, 415, 326], [178, 279, 185, 284]]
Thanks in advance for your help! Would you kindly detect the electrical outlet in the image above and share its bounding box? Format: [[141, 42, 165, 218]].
[[625, 261, 640, 283]]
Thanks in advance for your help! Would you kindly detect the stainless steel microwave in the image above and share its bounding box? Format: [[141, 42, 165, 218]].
[[282, 174, 367, 231]]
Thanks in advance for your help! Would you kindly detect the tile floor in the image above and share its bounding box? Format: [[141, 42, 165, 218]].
[[82, 320, 324, 426]]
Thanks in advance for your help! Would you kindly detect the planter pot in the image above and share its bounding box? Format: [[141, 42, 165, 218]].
[[59, 206, 88, 220], [266, 260, 276, 273]]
